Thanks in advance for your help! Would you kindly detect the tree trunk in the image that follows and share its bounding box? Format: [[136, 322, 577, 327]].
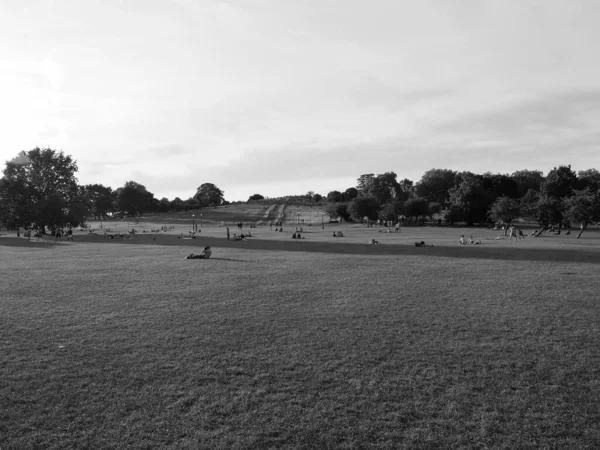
[[576, 223, 587, 239]]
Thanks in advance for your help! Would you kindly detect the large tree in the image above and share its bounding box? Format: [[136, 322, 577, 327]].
[[83, 184, 115, 219], [347, 196, 380, 222], [114, 181, 155, 217], [511, 169, 544, 198], [562, 188, 600, 238], [448, 173, 494, 225], [415, 168, 457, 206], [403, 197, 429, 223], [194, 183, 225, 207], [488, 196, 520, 234], [0, 148, 81, 234]]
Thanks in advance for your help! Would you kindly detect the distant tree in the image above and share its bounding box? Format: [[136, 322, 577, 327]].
[[248, 194, 264, 201], [519, 189, 540, 222], [344, 187, 359, 201], [356, 174, 375, 195], [157, 197, 170, 213], [448, 173, 494, 225], [327, 190, 343, 202], [488, 196, 520, 234], [380, 200, 404, 222], [347, 196, 380, 222], [541, 165, 578, 200], [428, 202, 442, 219], [313, 193, 323, 203], [562, 188, 600, 238], [397, 178, 415, 202], [404, 197, 429, 223], [577, 169, 600, 191], [482, 172, 519, 199], [535, 194, 563, 230], [0, 148, 81, 234], [415, 168, 457, 206], [83, 184, 115, 219], [305, 191, 315, 200], [511, 169, 544, 198], [115, 181, 155, 217], [324, 202, 350, 222], [194, 183, 225, 207]]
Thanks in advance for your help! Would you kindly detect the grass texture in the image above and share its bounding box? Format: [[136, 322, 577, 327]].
[[1, 231, 599, 449]]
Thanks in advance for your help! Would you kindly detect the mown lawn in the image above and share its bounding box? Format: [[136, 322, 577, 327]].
[[1, 236, 599, 449]]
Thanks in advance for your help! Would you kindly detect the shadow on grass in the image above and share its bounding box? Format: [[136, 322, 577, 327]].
[[0, 237, 60, 249], [71, 234, 600, 265]]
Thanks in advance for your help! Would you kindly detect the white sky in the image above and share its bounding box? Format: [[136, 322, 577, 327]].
[[1, 0, 599, 201]]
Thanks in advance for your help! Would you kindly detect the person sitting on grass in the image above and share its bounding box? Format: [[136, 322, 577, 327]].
[[459, 235, 466, 245], [337, 231, 344, 237], [369, 239, 379, 244], [292, 232, 297, 239], [185, 246, 212, 259], [333, 231, 337, 237]]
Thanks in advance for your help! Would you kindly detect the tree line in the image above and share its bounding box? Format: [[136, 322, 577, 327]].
[[0, 148, 226, 235], [1, 148, 599, 238], [322, 168, 600, 238]]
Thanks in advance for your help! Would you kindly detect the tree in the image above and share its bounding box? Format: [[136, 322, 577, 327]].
[[313, 193, 323, 203], [577, 169, 600, 191], [380, 200, 404, 222], [327, 190, 343, 202], [415, 168, 457, 206], [562, 188, 600, 238], [356, 174, 375, 195], [248, 194, 264, 201], [428, 202, 442, 219], [482, 172, 519, 199], [404, 198, 429, 223], [347, 196, 380, 222], [488, 196, 520, 234], [511, 170, 544, 198], [83, 184, 115, 219], [324, 202, 350, 222], [115, 181, 155, 217], [0, 148, 81, 234], [194, 183, 225, 207], [519, 189, 540, 222], [541, 165, 578, 200], [448, 173, 494, 225], [344, 187, 359, 201]]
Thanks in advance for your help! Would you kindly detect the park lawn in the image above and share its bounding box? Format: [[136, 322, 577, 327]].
[[1, 237, 600, 449]]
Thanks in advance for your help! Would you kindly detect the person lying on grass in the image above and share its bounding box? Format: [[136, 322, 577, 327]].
[[185, 246, 212, 259], [414, 241, 434, 247], [369, 239, 380, 244]]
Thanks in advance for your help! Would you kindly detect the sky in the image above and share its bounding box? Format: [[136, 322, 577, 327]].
[[1, 0, 600, 201]]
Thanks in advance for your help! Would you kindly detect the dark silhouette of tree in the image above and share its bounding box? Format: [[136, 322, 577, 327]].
[[344, 187, 359, 201], [347, 196, 379, 222], [511, 170, 544, 198], [0, 148, 80, 234], [115, 181, 155, 217], [194, 183, 225, 207], [415, 168, 457, 206], [562, 187, 600, 238], [248, 194, 264, 201], [488, 196, 520, 233], [327, 190, 343, 202], [404, 197, 429, 223]]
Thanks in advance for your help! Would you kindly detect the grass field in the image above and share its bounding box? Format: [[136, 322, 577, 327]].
[[1, 225, 600, 449]]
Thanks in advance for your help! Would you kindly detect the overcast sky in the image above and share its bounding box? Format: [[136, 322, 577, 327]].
[[2, 0, 599, 201]]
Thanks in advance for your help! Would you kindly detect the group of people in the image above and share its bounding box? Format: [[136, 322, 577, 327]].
[[459, 235, 481, 245], [332, 231, 345, 237]]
